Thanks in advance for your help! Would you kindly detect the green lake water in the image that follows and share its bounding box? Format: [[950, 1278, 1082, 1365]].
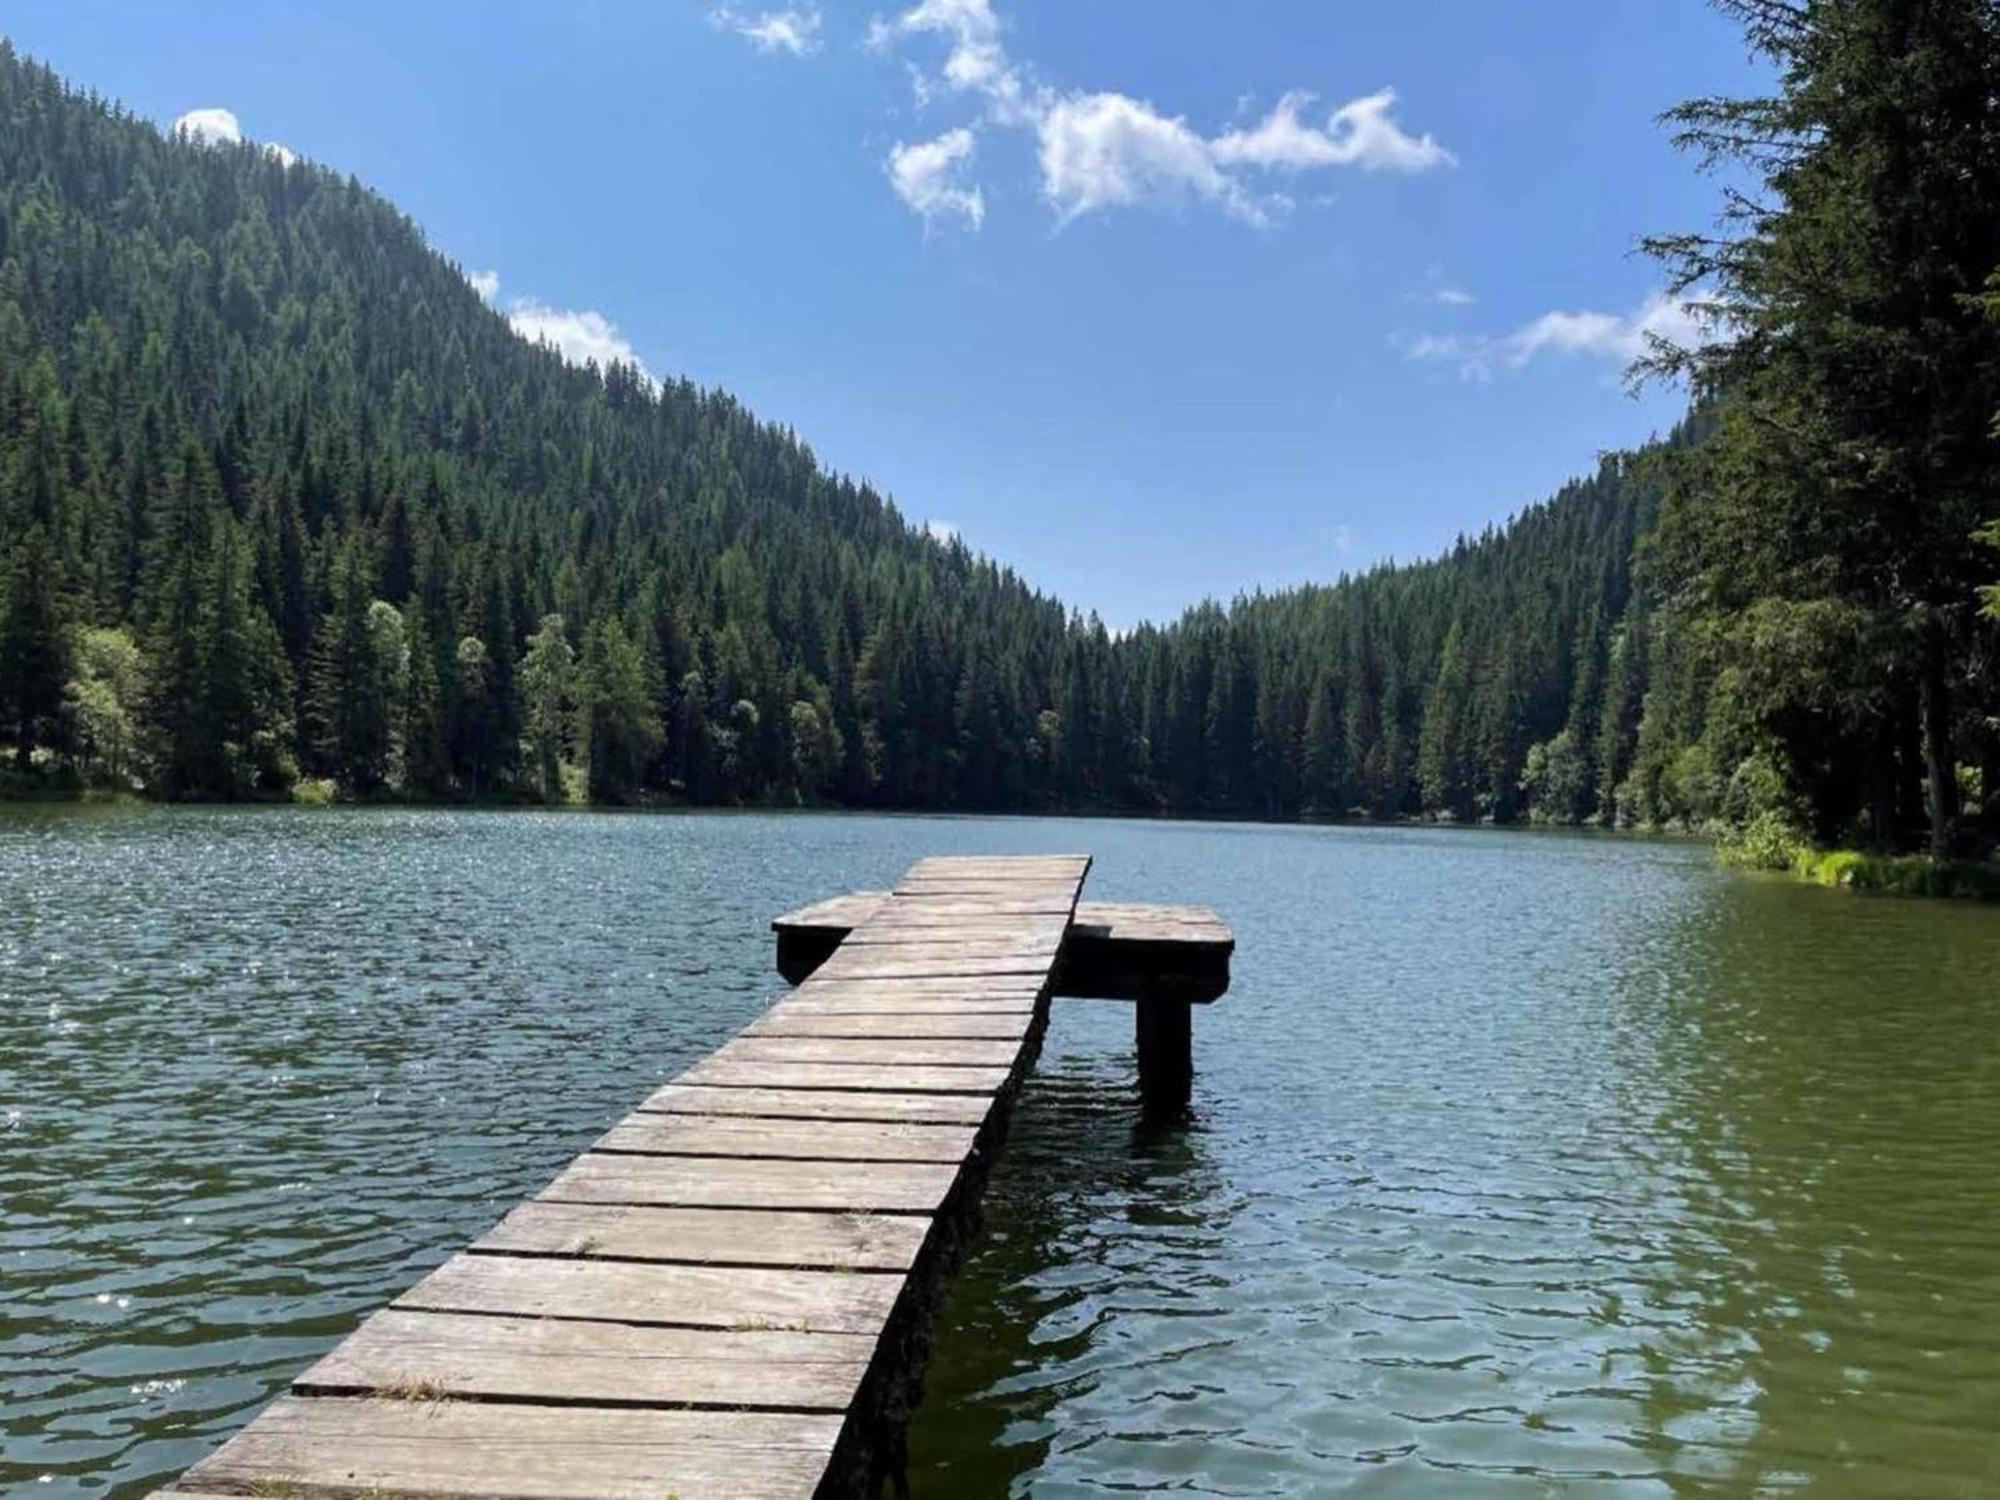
[[3, 806, 1998, 1496]]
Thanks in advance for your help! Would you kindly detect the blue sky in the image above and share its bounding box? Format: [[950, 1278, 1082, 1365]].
[[5, 2, 1761, 627]]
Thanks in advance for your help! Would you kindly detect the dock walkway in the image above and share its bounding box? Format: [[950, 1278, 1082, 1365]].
[[157, 854, 1231, 1499], [159, 856, 1094, 1500]]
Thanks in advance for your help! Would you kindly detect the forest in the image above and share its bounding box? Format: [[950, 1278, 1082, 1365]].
[[1, 1, 1997, 865]]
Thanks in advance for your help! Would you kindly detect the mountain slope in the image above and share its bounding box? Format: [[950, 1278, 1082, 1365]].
[[0, 39, 1672, 824]]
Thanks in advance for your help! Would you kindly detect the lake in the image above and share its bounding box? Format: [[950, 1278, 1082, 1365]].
[[3, 806, 1999, 1496]]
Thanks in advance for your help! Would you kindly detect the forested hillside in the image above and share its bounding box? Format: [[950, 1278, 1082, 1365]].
[[1, 26, 1995, 857]]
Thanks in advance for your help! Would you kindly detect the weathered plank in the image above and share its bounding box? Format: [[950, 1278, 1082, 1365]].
[[399, 1252, 906, 1335], [596, 1113, 980, 1163], [477, 1200, 932, 1270], [810, 950, 1060, 981], [638, 1082, 995, 1124], [542, 1151, 962, 1212], [178, 1397, 843, 1500], [713, 1035, 1024, 1069], [841, 921, 1071, 947], [793, 975, 1044, 1002], [889, 884, 1084, 904], [749, 1005, 1035, 1039], [677, 1057, 1013, 1094], [297, 1308, 878, 1410]]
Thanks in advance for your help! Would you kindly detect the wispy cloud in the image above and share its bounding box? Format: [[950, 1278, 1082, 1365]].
[[865, 0, 1450, 231], [886, 128, 986, 230], [467, 269, 502, 303], [1403, 290, 1727, 379], [1209, 90, 1452, 174], [711, 6, 823, 56]]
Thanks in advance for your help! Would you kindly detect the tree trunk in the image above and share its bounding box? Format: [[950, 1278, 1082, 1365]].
[[1979, 735, 2000, 841], [1870, 713, 1900, 851], [1919, 621, 1959, 860]]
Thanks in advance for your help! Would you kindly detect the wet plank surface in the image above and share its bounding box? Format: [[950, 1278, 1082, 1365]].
[[158, 854, 1092, 1500]]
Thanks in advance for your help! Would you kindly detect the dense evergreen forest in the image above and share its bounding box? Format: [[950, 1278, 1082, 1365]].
[[1, 3, 1997, 861]]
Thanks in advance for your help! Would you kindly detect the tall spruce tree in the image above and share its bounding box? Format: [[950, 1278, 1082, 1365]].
[[1645, 0, 2000, 855]]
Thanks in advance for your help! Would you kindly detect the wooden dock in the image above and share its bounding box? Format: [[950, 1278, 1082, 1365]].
[[154, 854, 1230, 1500]]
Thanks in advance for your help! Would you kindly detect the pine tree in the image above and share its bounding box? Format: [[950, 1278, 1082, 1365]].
[[1417, 620, 1474, 819], [519, 613, 577, 801], [578, 617, 661, 803], [401, 612, 450, 796], [310, 537, 399, 794], [1301, 673, 1345, 816], [0, 524, 69, 768], [1645, 0, 2000, 855]]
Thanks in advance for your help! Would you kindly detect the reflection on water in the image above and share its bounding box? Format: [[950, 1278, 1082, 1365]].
[[3, 808, 1999, 1495]]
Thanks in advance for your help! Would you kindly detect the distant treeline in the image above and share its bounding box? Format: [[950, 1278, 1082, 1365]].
[[1, 11, 1997, 856]]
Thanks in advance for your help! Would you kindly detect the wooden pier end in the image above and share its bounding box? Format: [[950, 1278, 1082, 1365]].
[[772, 889, 1232, 1115]]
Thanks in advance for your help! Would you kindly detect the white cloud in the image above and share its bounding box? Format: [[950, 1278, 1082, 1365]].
[[467, 269, 502, 303], [174, 107, 241, 146], [1038, 92, 1263, 227], [172, 106, 297, 166], [507, 298, 656, 386], [1405, 289, 1728, 379], [886, 128, 986, 230], [1211, 90, 1453, 174], [866, 1, 1451, 229], [1421, 287, 1475, 307], [869, 0, 1035, 122], [711, 6, 822, 56], [924, 518, 960, 542]]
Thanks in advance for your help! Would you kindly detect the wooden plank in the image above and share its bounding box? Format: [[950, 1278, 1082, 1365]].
[[399, 1252, 906, 1335], [297, 1308, 877, 1410], [543, 1152, 961, 1212], [639, 1082, 994, 1125], [179, 1396, 841, 1500], [850, 903, 1075, 921], [476, 1200, 931, 1270], [750, 1005, 1034, 1040], [810, 950, 1060, 981], [890, 883, 1085, 902], [677, 1058, 1012, 1094], [818, 937, 1063, 961], [776, 1000, 1040, 1024], [713, 1035, 1023, 1069], [793, 974, 1044, 1001], [596, 1114, 980, 1163], [769, 891, 887, 929], [841, 921, 1070, 947]]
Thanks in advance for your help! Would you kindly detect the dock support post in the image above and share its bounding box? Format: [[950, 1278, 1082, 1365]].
[[1135, 995, 1193, 1117]]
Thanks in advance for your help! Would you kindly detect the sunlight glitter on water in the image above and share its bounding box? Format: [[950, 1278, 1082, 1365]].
[[4, 806, 2000, 1497]]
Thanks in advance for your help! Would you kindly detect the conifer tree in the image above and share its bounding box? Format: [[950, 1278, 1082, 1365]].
[[0, 524, 69, 768], [519, 613, 577, 801]]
